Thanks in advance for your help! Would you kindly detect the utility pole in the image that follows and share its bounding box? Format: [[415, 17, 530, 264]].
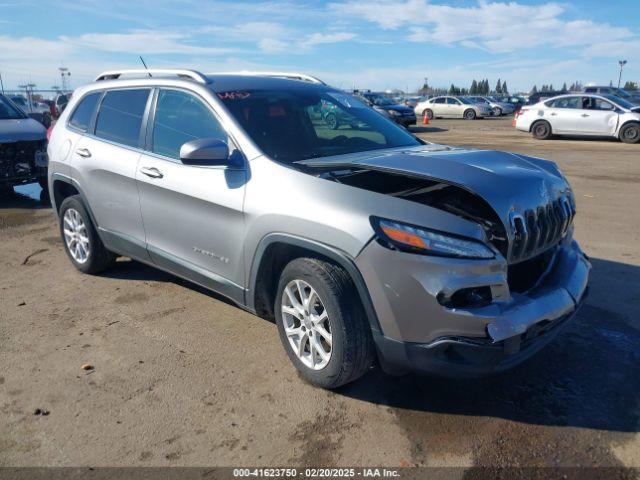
[[618, 60, 627, 88], [0, 72, 4, 93]]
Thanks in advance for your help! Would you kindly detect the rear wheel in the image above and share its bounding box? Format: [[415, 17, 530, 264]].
[[619, 123, 640, 144], [274, 258, 374, 389], [531, 120, 552, 140], [59, 195, 116, 274], [464, 109, 476, 120]]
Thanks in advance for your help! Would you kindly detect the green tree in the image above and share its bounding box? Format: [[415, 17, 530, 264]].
[[624, 81, 638, 91], [470, 79, 478, 94], [495, 78, 502, 94], [502, 80, 508, 94], [531, 85, 538, 94]]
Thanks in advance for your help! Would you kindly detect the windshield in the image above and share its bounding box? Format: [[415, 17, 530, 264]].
[[0, 95, 27, 120], [369, 96, 394, 106], [602, 94, 635, 109], [218, 88, 420, 164]]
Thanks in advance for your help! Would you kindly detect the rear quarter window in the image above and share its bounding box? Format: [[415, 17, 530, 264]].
[[68, 92, 102, 132], [94, 89, 150, 147]]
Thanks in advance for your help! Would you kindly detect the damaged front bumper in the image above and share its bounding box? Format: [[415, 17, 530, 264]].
[[356, 236, 591, 377]]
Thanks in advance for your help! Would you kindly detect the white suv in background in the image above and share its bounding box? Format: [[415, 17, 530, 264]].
[[514, 93, 640, 143]]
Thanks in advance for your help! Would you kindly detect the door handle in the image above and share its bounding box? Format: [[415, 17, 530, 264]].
[[75, 148, 91, 158], [140, 167, 164, 179], [581, 113, 590, 117], [550, 112, 557, 116]]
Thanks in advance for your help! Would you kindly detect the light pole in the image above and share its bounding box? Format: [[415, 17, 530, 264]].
[[59, 66, 71, 92], [618, 60, 627, 88]]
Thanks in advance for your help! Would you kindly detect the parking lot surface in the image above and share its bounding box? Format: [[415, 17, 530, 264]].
[[1, 117, 638, 470]]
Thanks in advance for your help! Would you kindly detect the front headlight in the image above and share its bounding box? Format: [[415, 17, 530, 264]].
[[371, 217, 495, 259], [388, 109, 401, 116]]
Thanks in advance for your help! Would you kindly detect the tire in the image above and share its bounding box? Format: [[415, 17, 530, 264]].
[[493, 107, 502, 116], [619, 123, 640, 144], [274, 257, 374, 389], [325, 113, 339, 130], [531, 120, 553, 140], [423, 109, 434, 120], [464, 109, 476, 120], [59, 195, 116, 274]]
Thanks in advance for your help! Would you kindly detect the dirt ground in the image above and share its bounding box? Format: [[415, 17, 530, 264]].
[[1, 117, 639, 471]]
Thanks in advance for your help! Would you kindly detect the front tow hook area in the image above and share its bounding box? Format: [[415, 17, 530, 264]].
[[486, 247, 590, 347]]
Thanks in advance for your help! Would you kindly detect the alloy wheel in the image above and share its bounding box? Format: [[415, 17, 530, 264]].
[[63, 208, 90, 264], [281, 279, 332, 370]]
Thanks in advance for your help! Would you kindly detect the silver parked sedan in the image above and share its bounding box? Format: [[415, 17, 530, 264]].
[[414, 96, 492, 120], [515, 93, 640, 143]]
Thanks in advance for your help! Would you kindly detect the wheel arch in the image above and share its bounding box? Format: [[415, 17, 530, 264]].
[[51, 173, 100, 229], [618, 120, 640, 137], [247, 233, 382, 335], [529, 118, 553, 133]]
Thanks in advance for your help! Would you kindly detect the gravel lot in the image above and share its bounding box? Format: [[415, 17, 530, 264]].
[[1, 116, 638, 471]]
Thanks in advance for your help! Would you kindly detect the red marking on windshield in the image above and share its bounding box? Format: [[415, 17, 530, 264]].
[[218, 91, 251, 100]]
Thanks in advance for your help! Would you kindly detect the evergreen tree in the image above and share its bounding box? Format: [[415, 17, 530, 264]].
[[502, 80, 508, 94], [470, 79, 478, 94], [495, 78, 502, 94], [562, 82, 567, 92], [624, 81, 638, 91], [549, 84, 554, 91], [531, 85, 538, 94]]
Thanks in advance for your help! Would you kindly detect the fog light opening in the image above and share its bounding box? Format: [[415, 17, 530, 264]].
[[438, 286, 492, 309]]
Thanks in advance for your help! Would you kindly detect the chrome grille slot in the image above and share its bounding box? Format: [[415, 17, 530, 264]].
[[509, 196, 574, 263]]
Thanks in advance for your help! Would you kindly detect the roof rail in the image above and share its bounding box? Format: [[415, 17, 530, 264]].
[[219, 71, 326, 85], [94, 69, 210, 84]]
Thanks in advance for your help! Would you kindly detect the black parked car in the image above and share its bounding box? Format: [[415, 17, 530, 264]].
[[0, 94, 48, 192], [355, 92, 417, 128]]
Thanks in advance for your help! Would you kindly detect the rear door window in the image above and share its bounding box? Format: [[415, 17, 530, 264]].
[[547, 97, 580, 109], [433, 98, 446, 104], [151, 89, 227, 159], [68, 92, 101, 132], [95, 89, 150, 148]]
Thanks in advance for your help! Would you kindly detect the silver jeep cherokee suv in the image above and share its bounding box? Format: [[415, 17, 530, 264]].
[[47, 69, 590, 388]]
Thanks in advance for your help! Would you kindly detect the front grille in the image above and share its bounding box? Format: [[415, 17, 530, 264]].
[[509, 196, 574, 263], [0, 140, 45, 181]]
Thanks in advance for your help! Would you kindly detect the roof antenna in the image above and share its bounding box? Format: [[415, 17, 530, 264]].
[[139, 56, 152, 77]]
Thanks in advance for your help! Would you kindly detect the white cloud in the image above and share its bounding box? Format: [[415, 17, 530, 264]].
[[330, 0, 639, 57], [300, 32, 356, 48], [63, 30, 238, 55]]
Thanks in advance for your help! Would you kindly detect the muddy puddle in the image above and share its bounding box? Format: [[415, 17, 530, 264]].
[[0, 184, 50, 228]]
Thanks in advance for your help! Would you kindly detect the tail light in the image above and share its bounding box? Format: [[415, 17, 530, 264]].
[[46, 127, 53, 141], [512, 108, 529, 127]]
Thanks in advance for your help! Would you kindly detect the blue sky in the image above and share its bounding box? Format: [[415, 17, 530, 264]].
[[1, 0, 638, 92]]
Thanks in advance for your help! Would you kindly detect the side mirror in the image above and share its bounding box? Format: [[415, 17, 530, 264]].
[[180, 137, 230, 166]]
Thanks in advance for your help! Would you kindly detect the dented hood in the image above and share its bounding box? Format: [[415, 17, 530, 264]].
[[300, 145, 571, 229]]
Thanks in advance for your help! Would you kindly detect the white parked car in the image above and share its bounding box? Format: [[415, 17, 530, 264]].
[[514, 94, 640, 143], [414, 96, 492, 120]]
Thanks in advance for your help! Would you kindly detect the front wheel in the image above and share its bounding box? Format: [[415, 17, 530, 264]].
[[325, 113, 339, 130], [493, 107, 502, 116], [59, 195, 116, 274], [531, 120, 553, 140], [464, 109, 476, 120], [619, 123, 640, 144], [275, 258, 374, 389]]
